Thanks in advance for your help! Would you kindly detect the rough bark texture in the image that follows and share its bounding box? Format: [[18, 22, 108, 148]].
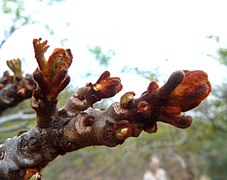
[[0, 39, 212, 179], [0, 71, 35, 115]]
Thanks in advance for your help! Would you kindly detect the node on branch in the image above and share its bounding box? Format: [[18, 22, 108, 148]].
[[0, 38, 212, 180]]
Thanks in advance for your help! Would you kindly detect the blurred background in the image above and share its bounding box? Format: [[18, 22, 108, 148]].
[[1, 0, 227, 179]]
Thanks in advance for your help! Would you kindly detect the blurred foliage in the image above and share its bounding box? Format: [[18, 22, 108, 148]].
[[0, 86, 74, 143], [86, 46, 115, 78], [1, 0, 227, 179], [88, 46, 159, 83], [42, 38, 227, 179], [0, 0, 64, 48], [2, 42, 227, 179], [207, 35, 220, 43], [207, 35, 227, 66], [122, 66, 159, 81], [88, 46, 115, 67], [196, 84, 227, 179], [217, 48, 227, 66]]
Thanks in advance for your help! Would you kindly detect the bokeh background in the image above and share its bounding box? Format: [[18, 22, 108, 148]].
[[1, 1, 227, 179]]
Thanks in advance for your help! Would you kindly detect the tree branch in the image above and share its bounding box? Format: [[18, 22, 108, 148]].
[[0, 59, 36, 114], [0, 38, 212, 179]]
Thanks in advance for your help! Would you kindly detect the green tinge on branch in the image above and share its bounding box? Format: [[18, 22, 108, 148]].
[[6, 58, 23, 81], [120, 92, 135, 109]]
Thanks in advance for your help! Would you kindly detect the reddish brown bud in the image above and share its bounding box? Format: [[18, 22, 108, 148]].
[[45, 48, 72, 79], [137, 70, 212, 130], [113, 120, 132, 140], [158, 70, 185, 97], [143, 122, 158, 134], [32, 38, 73, 99], [147, 81, 159, 94], [149, 70, 212, 129], [120, 91, 135, 109], [17, 88, 26, 96], [137, 101, 151, 118], [115, 127, 131, 140], [160, 115, 193, 129], [24, 167, 41, 180], [165, 70, 212, 114], [33, 38, 48, 70], [94, 71, 122, 98]]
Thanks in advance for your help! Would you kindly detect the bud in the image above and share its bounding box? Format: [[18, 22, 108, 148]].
[[120, 92, 135, 109], [115, 127, 131, 140]]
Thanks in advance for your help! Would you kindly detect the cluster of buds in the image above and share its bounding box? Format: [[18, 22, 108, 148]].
[[33, 38, 73, 99]]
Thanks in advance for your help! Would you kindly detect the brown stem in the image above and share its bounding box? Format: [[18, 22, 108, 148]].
[[0, 73, 36, 114], [0, 68, 211, 179], [0, 39, 212, 180]]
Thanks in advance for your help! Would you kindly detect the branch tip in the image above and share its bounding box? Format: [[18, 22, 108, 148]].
[[32, 38, 73, 99], [6, 58, 23, 81]]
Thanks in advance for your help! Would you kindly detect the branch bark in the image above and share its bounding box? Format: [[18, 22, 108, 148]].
[[0, 39, 212, 179], [0, 59, 36, 114]]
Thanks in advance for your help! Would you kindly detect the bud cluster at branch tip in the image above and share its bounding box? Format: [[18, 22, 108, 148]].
[[33, 38, 73, 99], [6, 58, 23, 81]]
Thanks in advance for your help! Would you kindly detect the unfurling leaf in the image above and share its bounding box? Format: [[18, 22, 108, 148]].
[[45, 48, 72, 79], [130, 70, 212, 131], [164, 70, 212, 114], [33, 38, 49, 70], [32, 38, 73, 99], [6, 58, 23, 81], [156, 70, 211, 129]]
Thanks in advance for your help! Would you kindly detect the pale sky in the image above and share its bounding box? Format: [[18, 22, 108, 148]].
[[0, 0, 227, 96]]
